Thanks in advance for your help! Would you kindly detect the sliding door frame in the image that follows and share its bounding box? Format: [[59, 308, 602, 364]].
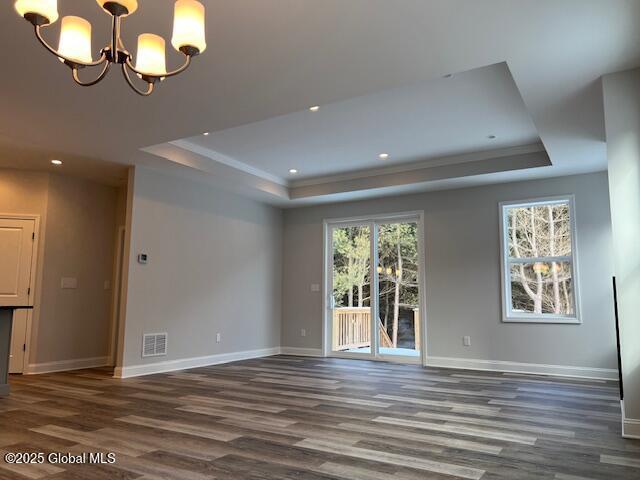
[[322, 211, 427, 366], [324, 219, 376, 361]]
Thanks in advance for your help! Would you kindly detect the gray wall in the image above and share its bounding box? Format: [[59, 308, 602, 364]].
[[0, 169, 118, 367], [120, 166, 283, 368], [35, 174, 118, 364], [603, 68, 640, 427], [282, 172, 617, 370]]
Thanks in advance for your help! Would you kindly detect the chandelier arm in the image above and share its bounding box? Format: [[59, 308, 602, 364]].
[[161, 54, 192, 78], [122, 63, 154, 96], [72, 62, 112, 87], [34, 25, 108, 68], [124, 54, 192, 80]]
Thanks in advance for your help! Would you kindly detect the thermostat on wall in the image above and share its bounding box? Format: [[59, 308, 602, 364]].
[[137, 253, 148, 264]]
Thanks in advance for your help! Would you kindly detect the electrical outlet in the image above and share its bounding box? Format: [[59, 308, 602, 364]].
[[60, 277, 78, 289], [216, 333, 221, 343], [310, 284, 320, 292], [463, 336, 471, 347], [301, 329, 306, 337]]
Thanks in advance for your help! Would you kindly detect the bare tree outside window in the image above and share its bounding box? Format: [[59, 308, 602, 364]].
[[502, 198, 578, 321]]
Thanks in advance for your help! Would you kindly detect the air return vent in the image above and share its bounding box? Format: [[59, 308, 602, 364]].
[[142, 333, 168, 357]]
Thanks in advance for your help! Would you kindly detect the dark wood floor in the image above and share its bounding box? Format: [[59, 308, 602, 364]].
[[1, 355, 638, 479]]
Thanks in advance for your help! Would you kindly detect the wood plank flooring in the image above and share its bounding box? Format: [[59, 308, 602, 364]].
[[0, 355, 638, 479]]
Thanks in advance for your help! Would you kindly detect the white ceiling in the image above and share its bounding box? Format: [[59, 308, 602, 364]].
[[177, 62, 540, 181], [0, 0, 638, 204]]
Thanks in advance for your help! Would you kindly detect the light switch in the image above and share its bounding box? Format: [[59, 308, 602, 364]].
[[104, 280, 111, 290], [310, 284, 320, 292], [463, 336, 471, 347], [61, 277, 78, 289]]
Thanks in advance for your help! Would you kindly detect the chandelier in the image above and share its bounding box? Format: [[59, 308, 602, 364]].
[[13, 0, 206, 96]]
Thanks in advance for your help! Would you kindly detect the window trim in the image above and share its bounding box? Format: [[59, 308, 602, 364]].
[[499, 195, 582, 324]]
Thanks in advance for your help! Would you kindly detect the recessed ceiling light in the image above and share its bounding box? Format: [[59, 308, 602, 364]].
[[309, 106, 320, 112], [379, 153, 390, 160], [51, 159, 63, 165], [203, 132, 210, 136], [487, 135, 497, 139], [289, 168, 298, 174]]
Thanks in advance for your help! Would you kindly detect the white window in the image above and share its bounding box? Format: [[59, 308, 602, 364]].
[[500, 196, 580, 324]]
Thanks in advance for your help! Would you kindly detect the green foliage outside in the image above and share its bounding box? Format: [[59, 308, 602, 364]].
[[332, 223, 419, 347]]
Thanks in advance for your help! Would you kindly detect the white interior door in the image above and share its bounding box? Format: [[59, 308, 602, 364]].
[[9, 310, 28, 374], [0, 218, 36, 307]]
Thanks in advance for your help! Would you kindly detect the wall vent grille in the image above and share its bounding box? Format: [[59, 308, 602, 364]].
[[142, 333, 168, 357]]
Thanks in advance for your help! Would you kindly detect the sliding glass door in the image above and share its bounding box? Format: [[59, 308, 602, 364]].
[[329, 224, 373, 356], [327, 215, 423, 362], [376, 221, 421, 358]]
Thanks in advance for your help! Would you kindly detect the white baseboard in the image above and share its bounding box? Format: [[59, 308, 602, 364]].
[[425, 356, 618, 380], [621, 401, 640, 439], [114, 347, 280, 379], [25, 356, 110, 375], [23, 349, 616, 384], [276, 350, 616, 380], [623, 419, 640, 439], [279, 347, 324, 357]]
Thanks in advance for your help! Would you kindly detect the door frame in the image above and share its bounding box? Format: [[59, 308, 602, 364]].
[[322, 211, 427, 366], [324, 220, 376, 361], [0, 213, 41, 374], [108, 225, 126, 366]]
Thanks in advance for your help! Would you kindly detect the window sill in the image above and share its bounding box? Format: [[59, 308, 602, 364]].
[[503, 316, 581, 325]]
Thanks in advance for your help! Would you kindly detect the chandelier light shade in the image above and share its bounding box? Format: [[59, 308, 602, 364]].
[[14, 0, 206, 96], [172, 0, 207, 55], [58, 16, 93, 64], [136, 34, 167, 77], [14, 0, 59, 25]]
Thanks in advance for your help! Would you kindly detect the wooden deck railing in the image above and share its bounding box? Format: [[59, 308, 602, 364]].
[[332, 307, 420, 352], [332, 308, 371, 351]]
